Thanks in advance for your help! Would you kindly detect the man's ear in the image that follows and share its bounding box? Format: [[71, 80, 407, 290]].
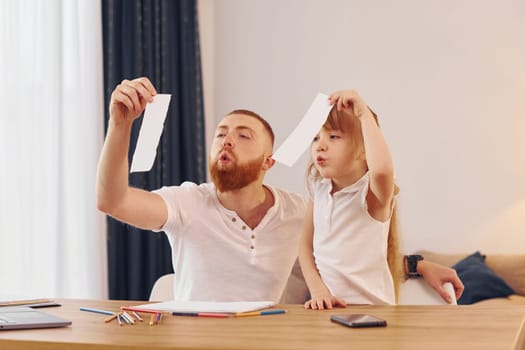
[[262, 155, 276, 170]]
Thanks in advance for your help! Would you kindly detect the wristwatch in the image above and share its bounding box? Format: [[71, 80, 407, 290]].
[[405, 254, 424, 278]]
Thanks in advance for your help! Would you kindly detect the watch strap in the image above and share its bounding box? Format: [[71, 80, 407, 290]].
[[405, 254, 424, 278]]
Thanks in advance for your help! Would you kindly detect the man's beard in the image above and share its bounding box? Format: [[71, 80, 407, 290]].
[[209, 155, 264, 192]]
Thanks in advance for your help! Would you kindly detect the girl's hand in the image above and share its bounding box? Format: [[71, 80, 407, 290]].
[[304, 293, 347, 310], [328, 90, 371, 119], [109, 77, 157, 126]]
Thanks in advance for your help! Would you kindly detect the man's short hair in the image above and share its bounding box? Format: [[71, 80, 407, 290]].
[[226, 109, 275, 147]]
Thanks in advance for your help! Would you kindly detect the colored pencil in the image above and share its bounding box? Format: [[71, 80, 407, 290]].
[[104, 314, 118, 323], [132, 311, 143, 321], [121, 306, 164, 315], [80, 306, 115, 316], [235, 309, 287, 317], [172, 311, 231, 318]]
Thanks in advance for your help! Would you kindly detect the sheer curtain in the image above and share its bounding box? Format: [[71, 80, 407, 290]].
[[0, 0, 107, 298]]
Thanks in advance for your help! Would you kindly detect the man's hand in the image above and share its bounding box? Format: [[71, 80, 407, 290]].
[[418, 260, 464, 303], [109, 77, 157, 126]]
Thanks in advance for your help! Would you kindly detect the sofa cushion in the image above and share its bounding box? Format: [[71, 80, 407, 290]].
[[452, 252, 515, 305]]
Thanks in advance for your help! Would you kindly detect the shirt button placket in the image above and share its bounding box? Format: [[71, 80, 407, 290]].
[[246, 226, 256, 265]]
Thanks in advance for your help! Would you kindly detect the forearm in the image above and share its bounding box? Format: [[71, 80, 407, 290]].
[[96, 119, 134, 213], [299, 243, 329, 296], [300, 261, 329, 296], [298, 203, 329, 295], [360, 112, 394, 178]]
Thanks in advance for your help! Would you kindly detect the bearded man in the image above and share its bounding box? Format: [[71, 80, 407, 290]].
[[97, 78, 305, 302], [97, 77, 463, 304]]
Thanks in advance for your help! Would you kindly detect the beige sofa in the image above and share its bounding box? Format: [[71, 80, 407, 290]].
[[281, 252, 525, 305], [417, 250, 525, 305], [151, 252, 525, 305]]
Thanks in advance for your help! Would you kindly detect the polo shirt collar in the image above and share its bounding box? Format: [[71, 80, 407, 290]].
[[319, 171, 369, 194]]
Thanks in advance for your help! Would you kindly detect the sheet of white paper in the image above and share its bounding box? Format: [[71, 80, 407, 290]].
[[133, 300, 275, 313], [130, 94, 172, 173], [272, 93, 332, 167]]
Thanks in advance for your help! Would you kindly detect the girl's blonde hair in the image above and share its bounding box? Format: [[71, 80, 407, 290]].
[[306, 106, 402, 301]]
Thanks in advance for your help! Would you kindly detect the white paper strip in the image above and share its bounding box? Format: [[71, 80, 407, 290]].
[[130, 94, 172, 173], [272, 93, 332, 167]]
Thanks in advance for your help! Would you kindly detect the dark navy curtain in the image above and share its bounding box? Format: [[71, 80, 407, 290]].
[[102, 0, 206, 300]]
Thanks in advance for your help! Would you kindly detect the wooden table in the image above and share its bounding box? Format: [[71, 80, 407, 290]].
[[0, 299, 524, 350]]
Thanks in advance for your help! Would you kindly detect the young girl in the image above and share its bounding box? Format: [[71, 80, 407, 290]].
[[298, 90, 402, 309]]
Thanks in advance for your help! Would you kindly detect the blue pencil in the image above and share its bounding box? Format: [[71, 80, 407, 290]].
[[80, 306, 115, 316]]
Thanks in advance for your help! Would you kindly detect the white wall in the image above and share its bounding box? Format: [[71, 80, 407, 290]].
[[200, 0, 525, 254]]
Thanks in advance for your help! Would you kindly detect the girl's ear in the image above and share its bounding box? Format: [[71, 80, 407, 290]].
[[262, 155, 275, 170]]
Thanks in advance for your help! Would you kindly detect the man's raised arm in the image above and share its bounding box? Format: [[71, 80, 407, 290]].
[[96, 77, 167, 230]]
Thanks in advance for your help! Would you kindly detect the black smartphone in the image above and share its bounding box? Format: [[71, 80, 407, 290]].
[[330, 314, 387, 328]]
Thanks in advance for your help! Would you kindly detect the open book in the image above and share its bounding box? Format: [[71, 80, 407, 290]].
[[132, 300, 275, 314]]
